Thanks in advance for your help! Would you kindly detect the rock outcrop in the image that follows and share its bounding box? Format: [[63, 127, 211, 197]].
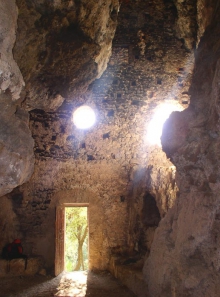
[[0, 0, 24, 100], [0, 0, 34, 197], [0, 0, 120, 197], [14, 0, 120, 111], [144, 2, 220, 296], [0, 99, 34, 197]]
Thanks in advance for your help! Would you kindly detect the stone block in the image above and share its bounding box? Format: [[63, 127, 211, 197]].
[[0, 257, 44, 277], [109, 255, 148, 297]]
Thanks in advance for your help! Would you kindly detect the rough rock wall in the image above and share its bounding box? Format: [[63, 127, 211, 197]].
[[197, 0, 215, 44], [144, 2, 220, 296], [14, 0, 120, 111], [107, 0, 192, 256], [0, 0, 24, 100], [174, 0, 215, 49], [0, 0, 120, 197], [0, 0, 34, 197], [126, 148, 178, 256], [174, 0, 197, 50], [7, 102, 176, 271], [0, 195, 22, 248], [1, 0, 194, 272], [6, 108, 133, 271]]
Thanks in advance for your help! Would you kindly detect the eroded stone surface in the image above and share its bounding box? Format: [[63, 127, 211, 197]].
[[0, 0, 120, 197], [1, 1, 220, 296], [0, 98, 34, 197], [174, 0, 215, 49], [197, 0, 215, 44], [2, 0, 193, 273], [0, 0, 24, 100], [0, 1, 34, 197], [144, 2, 220, 296], [174, 0, 197, 50], [0, 257, 44, 277], [14, 0, 120, 111]]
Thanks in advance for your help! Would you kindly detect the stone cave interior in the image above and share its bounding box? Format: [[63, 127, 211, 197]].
[[0, 0, 220, 296]]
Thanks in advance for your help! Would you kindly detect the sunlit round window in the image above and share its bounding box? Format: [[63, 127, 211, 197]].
[[146, 102, 183, 146], [72, 106, 96, 129]]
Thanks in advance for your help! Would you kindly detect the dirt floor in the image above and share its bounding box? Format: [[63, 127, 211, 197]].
[[0, 270, 137, 297]]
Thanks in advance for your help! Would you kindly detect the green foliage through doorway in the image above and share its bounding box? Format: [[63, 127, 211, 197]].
[[65, 207, 88, 271]]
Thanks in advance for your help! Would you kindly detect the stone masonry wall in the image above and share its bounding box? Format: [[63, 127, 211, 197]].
[[1, 0, 195, 273]]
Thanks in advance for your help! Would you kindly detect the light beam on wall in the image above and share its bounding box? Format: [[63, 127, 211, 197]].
[[72, 106, 96, 129], [146, 102, 183, 146]]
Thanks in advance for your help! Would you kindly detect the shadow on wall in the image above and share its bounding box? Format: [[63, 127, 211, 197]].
[[142, 193, 161, 227], [111, 192, 161, 263], [137, 193, 161, 257]]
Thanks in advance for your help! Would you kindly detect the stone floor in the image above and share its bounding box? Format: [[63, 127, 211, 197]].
[[0, 270, 137, 297]]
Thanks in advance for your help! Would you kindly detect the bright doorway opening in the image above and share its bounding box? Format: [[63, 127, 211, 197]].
[[65, 207, 88, 271]]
